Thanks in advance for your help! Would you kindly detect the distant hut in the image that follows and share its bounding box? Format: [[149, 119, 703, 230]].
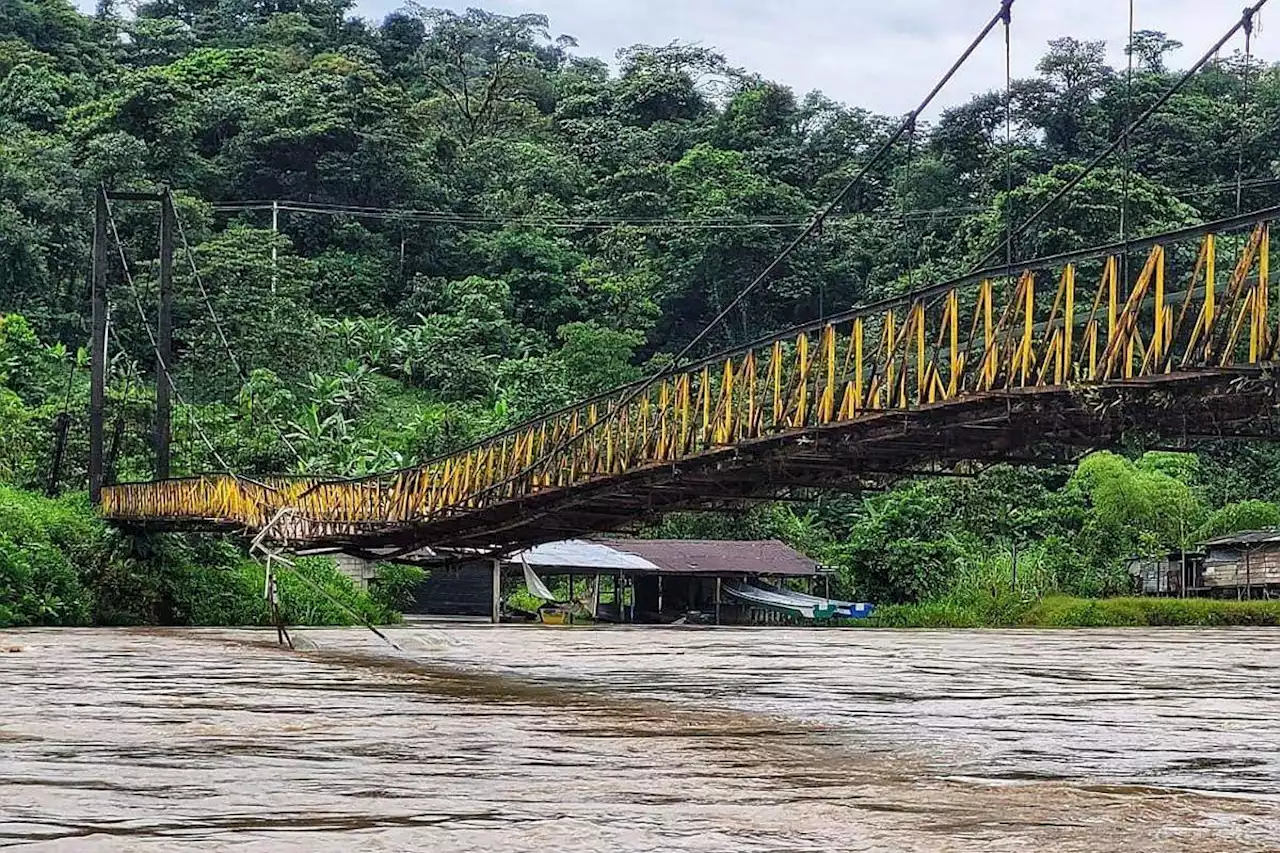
[[1126, 550, 1204, 597]]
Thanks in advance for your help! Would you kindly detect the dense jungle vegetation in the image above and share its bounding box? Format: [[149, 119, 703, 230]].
[[4, 0, 1280, 625]]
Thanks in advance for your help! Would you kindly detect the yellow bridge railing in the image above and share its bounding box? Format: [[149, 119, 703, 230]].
[[101, 210, 1277, 538]]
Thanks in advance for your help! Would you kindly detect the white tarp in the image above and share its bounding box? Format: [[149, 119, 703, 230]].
[[510, 539, 657, 572], [521, 555, 561, 602], [755, 581, 866, 618], [722, 582, 821, 619]]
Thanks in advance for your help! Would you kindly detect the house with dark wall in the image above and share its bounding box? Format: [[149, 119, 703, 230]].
[[313, 537, 830, 622], [1126, 550, 1204, 596]]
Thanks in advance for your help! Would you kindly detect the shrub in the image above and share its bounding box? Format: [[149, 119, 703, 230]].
[[1197, 500, 1280, 540], [832, 484, 970, 603], [272, 556, 396, 625], [368, 561, 426, 614], [0, 486, 97, 626]]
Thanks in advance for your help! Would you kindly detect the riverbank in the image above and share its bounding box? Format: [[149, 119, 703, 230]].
[[857, 595, 1280, 629]]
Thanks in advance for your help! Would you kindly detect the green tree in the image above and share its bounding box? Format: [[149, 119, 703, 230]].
[[1199, 500, 1280, 540], [412, 7, 553, 145], [831, 484, 971, 603], [1126, 30, 1182, 74]]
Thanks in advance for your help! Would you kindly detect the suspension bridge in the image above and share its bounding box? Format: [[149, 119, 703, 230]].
[[94, 0, 1280, 557]]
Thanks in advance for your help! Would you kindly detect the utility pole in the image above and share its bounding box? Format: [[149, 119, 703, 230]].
[[155, 188, 174, 479], [89, 188, 108, 504]]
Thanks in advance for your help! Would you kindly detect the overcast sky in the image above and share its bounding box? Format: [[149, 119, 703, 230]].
[[405, 0, 1280, 115], [91, 0, 1276, 115]]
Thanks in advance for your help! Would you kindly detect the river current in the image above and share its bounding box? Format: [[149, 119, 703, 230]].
[[2, 626, 1278, 851]]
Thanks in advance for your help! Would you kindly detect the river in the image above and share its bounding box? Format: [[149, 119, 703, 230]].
[[1, 626, 1278, 851]]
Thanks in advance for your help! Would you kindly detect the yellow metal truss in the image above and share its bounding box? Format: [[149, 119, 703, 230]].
[[101, 221, 1277, 535]]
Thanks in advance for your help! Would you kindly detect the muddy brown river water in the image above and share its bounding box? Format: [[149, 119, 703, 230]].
[[1, 626, 1279, 851]]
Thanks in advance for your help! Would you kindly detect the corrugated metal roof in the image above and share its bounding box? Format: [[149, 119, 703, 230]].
[[1200, 529, 1280, 547], [506, 538, 818, 576], [509, 539, 657, 571], [600, 538, 817, 576]]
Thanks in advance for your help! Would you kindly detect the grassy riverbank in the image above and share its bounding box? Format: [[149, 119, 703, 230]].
[[857, 595, 1280, 628]]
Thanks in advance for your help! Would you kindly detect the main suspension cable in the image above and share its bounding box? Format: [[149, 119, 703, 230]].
[[364, 0, 1017, 505], [1236, 10, 1256, 214], [899, 114, 919, 292], [1002, 0, 1015, 278], [1120, 0, 1135, 250], [172, 206, 245, 381]]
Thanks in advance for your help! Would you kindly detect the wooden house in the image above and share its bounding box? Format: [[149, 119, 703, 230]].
[[1199, 531, 1280, 596]]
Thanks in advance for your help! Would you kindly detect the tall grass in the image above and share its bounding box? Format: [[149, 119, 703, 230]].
[[854, 596, 1280, 629], [841, 544, 1280, 628], [1024, 596, 1280, 627]]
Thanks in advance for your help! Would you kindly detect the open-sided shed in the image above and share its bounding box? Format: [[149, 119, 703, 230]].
[[512, 538, 822, 624], [397, 538, 824, 623]]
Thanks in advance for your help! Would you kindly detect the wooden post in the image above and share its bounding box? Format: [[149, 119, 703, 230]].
[[154, 189, 174, 479], [491, 558, 501, 624], [89, 189, 108, 505], [715, 577, 722, 626]]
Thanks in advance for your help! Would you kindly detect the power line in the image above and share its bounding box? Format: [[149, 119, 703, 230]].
[[211, 174, 1280, 238], [213, 200, 996, 231]]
